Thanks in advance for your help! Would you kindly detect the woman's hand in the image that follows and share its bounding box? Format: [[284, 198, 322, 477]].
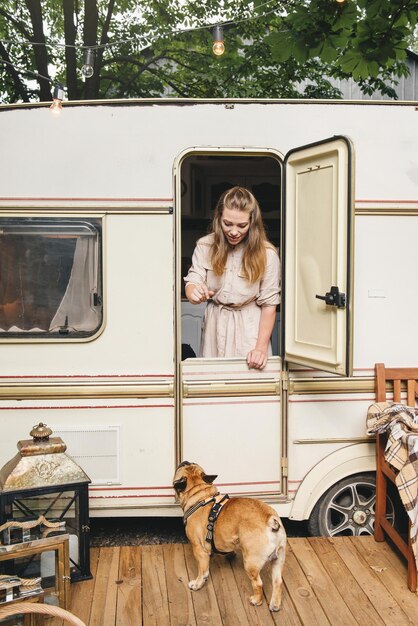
[[185, 283, 215, 304], [247, 305, 276, 369], [247, 348, 268, 370]]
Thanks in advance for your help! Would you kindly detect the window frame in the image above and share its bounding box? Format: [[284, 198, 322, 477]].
[[0, 215, 104, 343]]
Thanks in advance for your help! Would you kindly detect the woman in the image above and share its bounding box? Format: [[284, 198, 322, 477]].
[[184, 186, 281, 369]]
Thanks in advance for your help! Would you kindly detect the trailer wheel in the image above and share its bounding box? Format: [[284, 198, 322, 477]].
[[307, 473, 397, 537]]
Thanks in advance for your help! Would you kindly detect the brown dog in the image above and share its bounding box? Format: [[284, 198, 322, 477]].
[[173, 461, 286, 611]]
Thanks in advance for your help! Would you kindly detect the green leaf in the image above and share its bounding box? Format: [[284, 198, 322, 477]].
[[320, 44, 339, 63], [293, 40, 309, 63], [394, 15, 409, 28], [266, 31, 294, 62]]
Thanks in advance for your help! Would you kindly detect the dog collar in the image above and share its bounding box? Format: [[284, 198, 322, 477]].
[[183, 493, 220, 526]]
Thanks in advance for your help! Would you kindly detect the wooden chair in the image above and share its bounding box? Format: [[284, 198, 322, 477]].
[[374, 362, 418, 591], [0, 603, 86, 626], [0, 603, 86, 625]]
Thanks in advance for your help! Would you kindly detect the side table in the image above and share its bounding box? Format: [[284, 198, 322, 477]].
[[0, 534, 70, 610]]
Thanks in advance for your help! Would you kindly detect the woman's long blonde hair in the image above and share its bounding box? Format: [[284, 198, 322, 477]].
[[210, 186, 271, 283]]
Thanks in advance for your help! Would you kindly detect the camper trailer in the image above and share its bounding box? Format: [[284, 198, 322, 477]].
[[0, 98, 417, 537]]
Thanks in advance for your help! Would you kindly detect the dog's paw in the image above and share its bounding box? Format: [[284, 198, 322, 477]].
[[188, 579, 200, 590], [249, 595, 263, 606], [188, 579, 206, 591], [269, 602, 281, 612]]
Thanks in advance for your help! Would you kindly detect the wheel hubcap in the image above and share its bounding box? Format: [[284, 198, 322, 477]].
[[353, 510, 367, 525]]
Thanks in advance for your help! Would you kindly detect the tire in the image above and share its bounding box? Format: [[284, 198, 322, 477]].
[[307, 472, 399, 537]]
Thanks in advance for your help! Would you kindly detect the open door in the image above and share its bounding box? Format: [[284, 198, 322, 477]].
[[283, 136, 354, 376]]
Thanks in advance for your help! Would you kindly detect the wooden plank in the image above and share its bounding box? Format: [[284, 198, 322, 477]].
[[376, 537, 418, 592], [374, 537, 409, 576], [162, 544, 196, 626], [407, 379, 415, 406], [384, 367, 418, 381], [229, 552, 275, 625], [67, 546, 100, 625], [89, 547, 120, 626], [50, 539, 418, 626], [349, 537, 418, 624], [183, 544, 222, 626], [289, 538, 355, 626], [375, 363, 386, 401], [115, 546, 142, 626], [142, 545, 170, 626], [394, 379, 401, 402], [329, 537, 412, 626], [309, 537, 383, 626], [208, 554, 250, 626], [270, 543, 329, 625]]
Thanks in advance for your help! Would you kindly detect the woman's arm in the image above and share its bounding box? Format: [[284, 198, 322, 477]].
[[247, 305, 277, 369], [184, 240, 215, 304]]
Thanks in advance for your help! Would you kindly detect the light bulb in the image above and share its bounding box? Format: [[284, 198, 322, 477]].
[[49, 84, 64, 113], [50, 99, 63, 113], [212, 25, 225, 56], [81, 64, 94, 78], [81, 48, 95, 78], [212, 41, 225, 56]]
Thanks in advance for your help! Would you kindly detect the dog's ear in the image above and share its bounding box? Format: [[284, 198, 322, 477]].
[[173, 477, 187, 493], [202, 474, 218, 484]]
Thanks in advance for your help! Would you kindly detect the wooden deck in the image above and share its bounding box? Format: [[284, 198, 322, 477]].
[[52, 537, 417, 625]]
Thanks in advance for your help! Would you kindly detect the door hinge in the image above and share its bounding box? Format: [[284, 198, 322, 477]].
[[281, 371, 288, 391], [280, 370, 290, 391], [281, 457, 288, 477], [281, 371, 294, 394]]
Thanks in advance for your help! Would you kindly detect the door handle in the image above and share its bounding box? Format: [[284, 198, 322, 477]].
[[315, 286, 346, 309]]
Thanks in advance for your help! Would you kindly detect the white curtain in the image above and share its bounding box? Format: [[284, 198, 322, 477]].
[[49, 237, 100, 332]]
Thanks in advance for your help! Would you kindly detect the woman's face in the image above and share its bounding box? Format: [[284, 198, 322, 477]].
[[221, 207, 250, 246]]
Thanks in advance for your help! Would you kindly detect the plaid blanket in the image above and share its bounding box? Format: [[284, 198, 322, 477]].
[[367, 401, 418, 573]]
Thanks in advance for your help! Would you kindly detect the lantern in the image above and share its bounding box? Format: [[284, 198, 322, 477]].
[[0, 424, 91, 582]]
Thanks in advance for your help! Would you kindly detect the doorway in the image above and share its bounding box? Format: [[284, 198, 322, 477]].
[[176, 149, 283, 496], [180, 152, 282, 359]]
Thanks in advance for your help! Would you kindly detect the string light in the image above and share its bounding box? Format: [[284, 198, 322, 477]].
[[0, 1, 281, 54], [212, 25, 225, 56], [0, 0, 283, 96], [49, 84, 64, 113], [81, 48, 95, 78]]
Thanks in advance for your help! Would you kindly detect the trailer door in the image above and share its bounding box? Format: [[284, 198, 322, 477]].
[[283, 136, 354, 376]]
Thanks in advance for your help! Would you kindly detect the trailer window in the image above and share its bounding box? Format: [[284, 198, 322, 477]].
[[0, 218, 102, 339]]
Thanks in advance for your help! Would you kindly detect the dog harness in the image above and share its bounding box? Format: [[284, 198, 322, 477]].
[[183, 493, 232, 555]]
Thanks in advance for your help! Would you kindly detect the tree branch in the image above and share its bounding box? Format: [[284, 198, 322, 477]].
[[145, 66, 193, 97], [63, 0, 79, 100], [83, 0, 98, 99], [24, 0, 51, 100], [93, 0, 115, 96], [0, 8, 32, 39], [0, 42, 30, 101], [101, 54, 166, 76]]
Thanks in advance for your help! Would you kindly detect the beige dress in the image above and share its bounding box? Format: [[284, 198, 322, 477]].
[[184, 234, 281, 358]]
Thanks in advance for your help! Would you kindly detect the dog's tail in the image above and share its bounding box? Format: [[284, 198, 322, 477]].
[[268, 515, 281, 533], [267, 515, 286, 563]]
